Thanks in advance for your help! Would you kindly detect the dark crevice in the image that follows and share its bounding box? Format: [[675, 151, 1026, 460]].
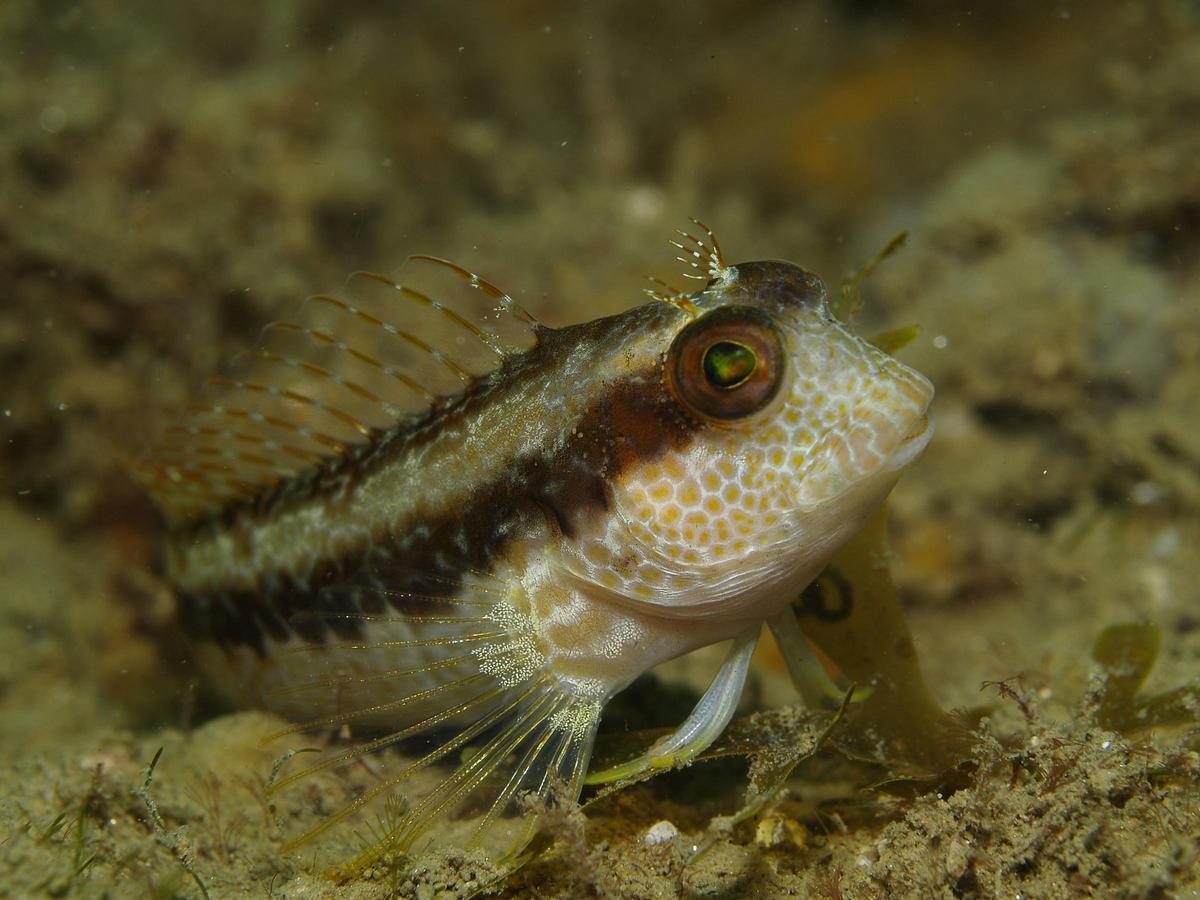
[[16, 144, 70, 191], [1152, 432, 1200, 479], [1016, 495, 1075, 532], [973, 399, 1060, 435]]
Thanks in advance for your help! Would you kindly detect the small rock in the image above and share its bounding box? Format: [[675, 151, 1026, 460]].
[[644, 820, 679, 847]]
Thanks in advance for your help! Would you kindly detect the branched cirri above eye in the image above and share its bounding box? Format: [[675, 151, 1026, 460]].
[[666, 305, 785, 423], [702, 341, 757, 389]]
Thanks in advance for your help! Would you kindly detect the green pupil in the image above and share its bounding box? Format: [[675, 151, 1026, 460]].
[[702, 341, 757, 388]]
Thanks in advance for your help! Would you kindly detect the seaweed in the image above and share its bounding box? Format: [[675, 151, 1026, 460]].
[[793, 506, 979, 775], [353, 794, 411, 896], [832, 231, 909, 325], [1089, 622, 1200, 734], [135, 747, 212, 900], [184, 769, 249, 863], [27, 765, 105, 887], [683, 689, 855, 864]]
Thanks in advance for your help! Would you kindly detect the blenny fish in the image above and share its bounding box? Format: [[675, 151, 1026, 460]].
[[138, 222, 934, 876]]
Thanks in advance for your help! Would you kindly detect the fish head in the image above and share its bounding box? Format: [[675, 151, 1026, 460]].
[[601, 259, 933, 618]]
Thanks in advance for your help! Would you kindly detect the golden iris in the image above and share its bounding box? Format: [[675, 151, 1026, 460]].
[[702, 341, 757, 389]]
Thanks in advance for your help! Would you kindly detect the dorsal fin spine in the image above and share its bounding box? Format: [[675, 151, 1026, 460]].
[[355, 270, 509, 359], [236, 349, 402, 419], [191, 400, 349, 454], [165, 423, 322, 468], [311, 293, 473, 386], [407, 255, 542, 330], [263, 322, 438, 405], [209, 377, 374, 438], [403, 285, 506, 358], [157, 443, 293, 479]]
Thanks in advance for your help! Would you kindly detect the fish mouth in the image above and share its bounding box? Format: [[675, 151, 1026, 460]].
[[885, 413, 933, 471]]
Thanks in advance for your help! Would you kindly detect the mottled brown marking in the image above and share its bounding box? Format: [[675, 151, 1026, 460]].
[[724, 261, 826, 315]]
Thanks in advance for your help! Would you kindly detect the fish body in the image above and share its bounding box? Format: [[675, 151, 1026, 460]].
[[141, 225, 933, 873]]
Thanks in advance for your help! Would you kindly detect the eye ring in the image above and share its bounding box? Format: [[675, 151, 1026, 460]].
[[666, 306, 786, 423]]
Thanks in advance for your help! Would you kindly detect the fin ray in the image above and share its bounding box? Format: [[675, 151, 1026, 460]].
[[269, 679, 513, 793], [265, 653, 477, 699], [281, 631, 508, 655], [276, 678, 549, 850], [264, 672, 494, 744], [268, 655, 601, 877]]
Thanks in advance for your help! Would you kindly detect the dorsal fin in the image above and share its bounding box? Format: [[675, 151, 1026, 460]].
[[137, 256, 541, 525]]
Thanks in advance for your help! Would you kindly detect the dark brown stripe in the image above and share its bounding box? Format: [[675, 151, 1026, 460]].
[[176, 306, 656, 536]]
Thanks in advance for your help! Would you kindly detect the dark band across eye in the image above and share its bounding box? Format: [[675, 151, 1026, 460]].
[[666, 306, 785, 423]]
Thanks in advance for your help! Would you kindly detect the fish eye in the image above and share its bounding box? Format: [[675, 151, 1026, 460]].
[[666, 306, 785, 423]]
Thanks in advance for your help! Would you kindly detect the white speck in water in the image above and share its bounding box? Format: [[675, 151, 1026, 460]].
[[39, 105, 67, 133], [1141, 564, 1172, 607], [626, 185, 664, 222], [1149, 527, 1180, 559], [933, 334, 949, 349], [1129, 480, 1163, 506]]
